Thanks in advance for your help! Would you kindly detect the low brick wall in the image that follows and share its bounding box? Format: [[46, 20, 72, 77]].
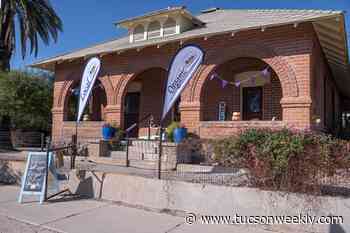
[[56, 121, 288, 142], [54, 121, 104, 144], [85, 140, 191, 167], [162, 142, 191, 164], [199, 121, 286, 139]]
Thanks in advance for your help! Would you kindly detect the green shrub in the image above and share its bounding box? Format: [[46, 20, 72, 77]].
[[110, 122, 124, 140], [165, 121, 181, 142], [180, 137, 214, 164], [213, 128, 350, 194]]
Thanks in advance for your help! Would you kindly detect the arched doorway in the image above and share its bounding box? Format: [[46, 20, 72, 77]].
[[65, 80, 107, 121], [201, 57, 282, 121], [122, 67, 176, 137]]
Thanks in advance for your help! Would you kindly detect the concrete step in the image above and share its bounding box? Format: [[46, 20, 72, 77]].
[[111, 150, 160, 161], [128, 146, 159, 155], [90, 157, 175, 170], [93, 157, 127, 166], [128, 141, 159, 154], [110, 151, 126, 158], [129, 140, 159, 147]]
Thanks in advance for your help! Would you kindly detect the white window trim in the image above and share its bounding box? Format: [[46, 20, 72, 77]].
[[162, 17, 178, 37], [131, 24, 147, 42], [130, 17, 180, 43], [147, 20, 162, 39], [163, 31, 178, 37]]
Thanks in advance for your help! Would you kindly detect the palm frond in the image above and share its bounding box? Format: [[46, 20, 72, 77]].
[[0, 0, 62, 62]]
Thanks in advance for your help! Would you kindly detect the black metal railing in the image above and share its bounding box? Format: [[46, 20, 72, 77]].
[[0, 130, 47, 151], [125, 113, 155, 139]]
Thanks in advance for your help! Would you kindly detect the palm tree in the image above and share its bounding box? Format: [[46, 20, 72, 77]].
[[0, 0, 62, 71]]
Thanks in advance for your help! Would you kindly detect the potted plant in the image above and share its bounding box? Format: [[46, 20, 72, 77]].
[[102, 123, 116, 140], [173, 123, 188, 143], [165, 121, 180, 142]]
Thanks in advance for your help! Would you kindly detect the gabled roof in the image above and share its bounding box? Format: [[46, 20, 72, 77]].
[[32, 8, 349, 95], [116, 6, 204, 28]]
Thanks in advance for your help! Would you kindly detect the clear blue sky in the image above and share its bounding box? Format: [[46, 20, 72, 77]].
[[10, 0, 350, 70]]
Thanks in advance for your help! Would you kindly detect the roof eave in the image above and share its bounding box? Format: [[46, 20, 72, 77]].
[[31, 12, 348, 73]]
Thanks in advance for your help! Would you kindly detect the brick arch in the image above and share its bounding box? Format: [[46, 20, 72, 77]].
[[59, 74, 111, 113], [115, 67, 168, 129], [58, 78, 76, 108], [98, 74, 114, 105], [115, 65, 168, 106], [188, 45, 299, 103], [115, 74, 133, 106]]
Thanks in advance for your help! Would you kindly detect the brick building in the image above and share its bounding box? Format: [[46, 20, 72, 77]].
[[32, 7, 350, 141]]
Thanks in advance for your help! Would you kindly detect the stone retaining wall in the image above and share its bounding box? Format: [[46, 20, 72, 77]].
[[69, 170, 350, 233]]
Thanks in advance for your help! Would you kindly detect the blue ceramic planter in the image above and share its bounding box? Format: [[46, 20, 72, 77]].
[[173, 127, 187, 143], [102, 126, 116, 140]]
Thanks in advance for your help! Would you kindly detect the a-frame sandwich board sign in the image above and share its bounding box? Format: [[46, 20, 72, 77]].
[[18, 152, 58, 204]]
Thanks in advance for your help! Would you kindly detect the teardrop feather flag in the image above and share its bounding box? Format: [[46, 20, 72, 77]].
[[162, 45, 204, 121], [77, 57, 101, 122]]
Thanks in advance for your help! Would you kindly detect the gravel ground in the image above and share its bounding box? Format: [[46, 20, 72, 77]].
[[0, 215, 59, 233]]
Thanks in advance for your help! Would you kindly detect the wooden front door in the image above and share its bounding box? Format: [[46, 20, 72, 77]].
[[243, 87, 263, 120], [124, 92, 140, 137]]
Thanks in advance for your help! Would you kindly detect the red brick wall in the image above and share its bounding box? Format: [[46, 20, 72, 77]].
[[202, 78, 237, 121], [263, 75, 283, 120], [199, 121, 286, 139], [202, 58, 282, 121], [50, 22, 338, 140], [136, 68, 170, 127], [126, 68, 172, 137], [311, 30, 340, 133], [54, 121, 104, 144]]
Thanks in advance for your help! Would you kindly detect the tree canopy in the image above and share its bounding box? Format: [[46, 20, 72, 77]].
[[0, 71, 53, 131]]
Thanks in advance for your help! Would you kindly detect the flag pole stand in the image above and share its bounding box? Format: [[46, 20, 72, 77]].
[[71, 121, 78, 169], [157, 122, 163, 180]]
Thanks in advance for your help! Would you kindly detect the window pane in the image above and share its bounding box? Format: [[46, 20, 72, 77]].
[[134, 24, 145, 41], [163, 18, 176, 36], [148, 21, 161, 38]]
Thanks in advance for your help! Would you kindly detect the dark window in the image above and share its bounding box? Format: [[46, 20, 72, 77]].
[[243, 87, 263, 120], [66, 81, 106, 121], [133, 24, 145, 41], [124, 92, 140, 137]]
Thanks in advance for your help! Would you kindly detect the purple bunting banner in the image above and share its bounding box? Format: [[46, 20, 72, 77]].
[[210, 67, 271, 89], [221, 80, 228, 88]]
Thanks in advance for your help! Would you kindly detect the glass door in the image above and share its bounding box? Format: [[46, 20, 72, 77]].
[[243, 87, 263, 120]]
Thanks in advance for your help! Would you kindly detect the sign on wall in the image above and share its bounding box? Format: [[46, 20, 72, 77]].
[[18, 152, 58, 204], [77, 57, 101, 122], [161, 45, 204, 121], [218, 101, 226, 121]]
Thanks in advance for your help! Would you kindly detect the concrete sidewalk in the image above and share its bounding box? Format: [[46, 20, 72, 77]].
[[0, 185, 275, 233]]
